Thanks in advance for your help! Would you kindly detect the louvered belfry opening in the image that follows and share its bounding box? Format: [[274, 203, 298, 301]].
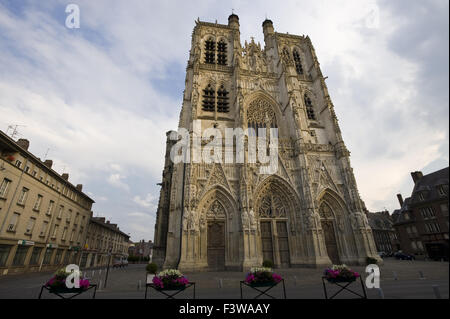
[[304, 94, 316, 120], [217, 40, 227, 65], [217, 85, 229, 113], [205, 38, 215, 64], [202, 84, 215, 111], [293, 50, 303, 75]]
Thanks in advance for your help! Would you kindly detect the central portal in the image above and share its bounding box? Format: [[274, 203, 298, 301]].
[[207, 221, 225, 270]]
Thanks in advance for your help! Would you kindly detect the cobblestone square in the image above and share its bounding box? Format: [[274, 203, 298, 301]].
[[0, 259, 447, 299]]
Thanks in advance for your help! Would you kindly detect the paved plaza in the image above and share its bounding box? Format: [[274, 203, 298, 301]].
[[0, 259, 447, 299]]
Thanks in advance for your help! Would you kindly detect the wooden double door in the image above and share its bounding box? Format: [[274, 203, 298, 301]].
[[260, 220, 290, 267], [207, 221, 225, 270], [321, 220, 341, 264]]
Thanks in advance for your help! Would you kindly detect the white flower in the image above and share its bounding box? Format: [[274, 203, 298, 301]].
[[158, 269, 183, 277], [250, 267, 273, 273]]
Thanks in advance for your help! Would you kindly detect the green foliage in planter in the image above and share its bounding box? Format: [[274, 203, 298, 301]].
[[146, 262, 158, 274], [262, 260, 273, 268], [366, 257, 378, 265]]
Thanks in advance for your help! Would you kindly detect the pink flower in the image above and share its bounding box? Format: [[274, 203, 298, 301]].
[[152, 276, 164, 288], [46, 277, 56, 287], [272, 273, 282, 283], [79, 279, 90, 289], [245, 274, 255, 284]]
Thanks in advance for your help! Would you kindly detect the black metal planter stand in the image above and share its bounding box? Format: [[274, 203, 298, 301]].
[[240, 279, 287, 299], [38, 284, 97, 299], [322, 276, 367, 299], [144, 282, 196, 299]]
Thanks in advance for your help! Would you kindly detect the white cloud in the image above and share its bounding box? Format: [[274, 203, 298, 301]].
[[0, 0, 447, 241], [107, 173, 129, 191], [133, 193, 158, 211]]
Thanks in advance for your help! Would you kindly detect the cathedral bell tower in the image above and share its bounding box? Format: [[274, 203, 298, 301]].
[[153, 14, 381, 271]]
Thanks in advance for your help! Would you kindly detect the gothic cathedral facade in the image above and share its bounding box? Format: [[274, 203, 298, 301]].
[[153, 14, 380, 271]]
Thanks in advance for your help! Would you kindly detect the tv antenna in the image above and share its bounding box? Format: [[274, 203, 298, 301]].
[[44, 148, 50, 160], [6, 124, 26, 140]]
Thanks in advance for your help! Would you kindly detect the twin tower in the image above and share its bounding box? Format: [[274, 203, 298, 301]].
[[153, 14, 380, 271]]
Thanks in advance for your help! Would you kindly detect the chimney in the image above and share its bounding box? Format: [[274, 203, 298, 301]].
[[411, 171, 423, 184], [44, 159, 53, 169], [397, 194, 404, 207], [76, 184, 83, 192], [62, 173, 69, 181], [17, 139, 30, 150]]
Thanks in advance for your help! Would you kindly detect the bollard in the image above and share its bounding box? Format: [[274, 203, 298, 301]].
[[294, 276, 297, 286], [138, 280, 142, 291], [98, 280, 103, 291], [376, 288, 385, 299], [392, 271, 398, 280], [218, 279, 223, 288], [432, 285, 442, 299], [419, 271, 425, 280]]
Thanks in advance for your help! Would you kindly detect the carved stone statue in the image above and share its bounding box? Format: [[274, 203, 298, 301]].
[[249, 209, 257, 230], [183, 209, 190, 231], [242, 210, 249, 230]]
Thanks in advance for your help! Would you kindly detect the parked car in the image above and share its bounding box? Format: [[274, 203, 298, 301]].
[[378, 252, 387, 258], [112, 257, 128, 268], [394, 251, 415, 260]]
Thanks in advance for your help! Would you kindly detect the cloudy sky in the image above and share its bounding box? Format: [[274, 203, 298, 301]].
[[0, 0, 448, 242]]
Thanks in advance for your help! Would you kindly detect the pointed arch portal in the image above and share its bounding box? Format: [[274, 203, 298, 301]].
[[254, 177, 299, 267]]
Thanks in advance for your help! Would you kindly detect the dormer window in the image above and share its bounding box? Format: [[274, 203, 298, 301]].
[[438, 186, 446, 197], [304, 94, 316, 120], [204, 38, 215, 64], [418, 192, 425, 201]]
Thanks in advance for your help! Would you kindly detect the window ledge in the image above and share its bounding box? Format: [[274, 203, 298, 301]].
[[0, 196, 7, 201], [16, 203, 25, 208]]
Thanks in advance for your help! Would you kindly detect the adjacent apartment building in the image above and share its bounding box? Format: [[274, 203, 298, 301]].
[[82, 217, 130, 268], [392, 168, 449, 260], [0, 131, 94, 275], [128, 239, 153, 259], [366, 210, 399, 254]]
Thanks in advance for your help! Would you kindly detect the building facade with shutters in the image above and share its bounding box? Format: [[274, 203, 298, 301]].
[[0, 130, 94, 275], [153, 15, 380, 271], [366, 210, 399, 254], [392, 168, 449, 260], [82, 217, 130, 268]]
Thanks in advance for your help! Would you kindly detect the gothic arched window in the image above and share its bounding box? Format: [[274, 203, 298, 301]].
[[202, 84, 215, 111], [304, 94, 316, 120], [217, 40, 227, 66], [293, 50, 303, 75], [204, 38, 215, 64], [217, 85, 229, 113]]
